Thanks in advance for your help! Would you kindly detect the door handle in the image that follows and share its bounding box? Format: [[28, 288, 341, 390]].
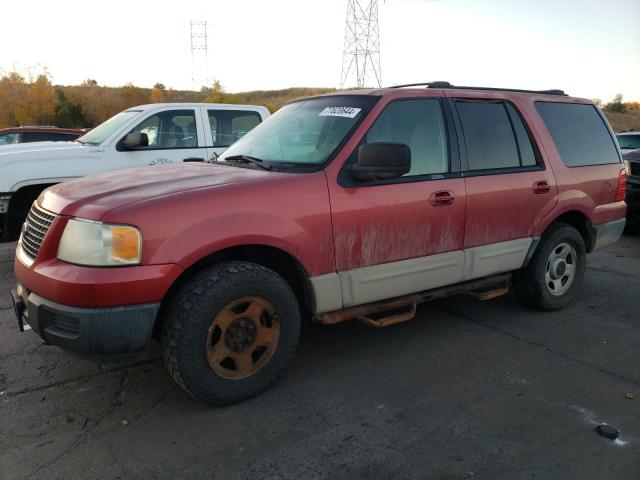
[[183, 157, 205, 162], [533, 180, 551, 194], [430, 190, 454, 206]]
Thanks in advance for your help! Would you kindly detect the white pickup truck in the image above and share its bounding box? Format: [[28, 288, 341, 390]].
[[0, 103, 270, 240]]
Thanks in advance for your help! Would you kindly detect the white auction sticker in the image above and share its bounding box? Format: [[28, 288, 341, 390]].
[[319, 107, 362, 118]]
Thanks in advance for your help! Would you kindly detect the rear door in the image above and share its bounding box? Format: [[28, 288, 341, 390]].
[[328, 96, 467, 307], [448, 96, 557, 279], [112, 107, 207, 169], [203, 108, 264, 160]]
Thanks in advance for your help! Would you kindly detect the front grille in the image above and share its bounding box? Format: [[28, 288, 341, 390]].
[[21, 203, 56, 261], [630, 161, 640, 177]]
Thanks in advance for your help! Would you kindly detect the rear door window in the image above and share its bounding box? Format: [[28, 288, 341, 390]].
[[535, 102, 620, 167], [208, 110, 262, 147], [455, 101, 520, 170]]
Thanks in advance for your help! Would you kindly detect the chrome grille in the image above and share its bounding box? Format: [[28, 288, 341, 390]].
[[21, 203, 56, 261]]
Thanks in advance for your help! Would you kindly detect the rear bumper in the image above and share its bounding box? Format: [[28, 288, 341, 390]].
[[13, 282, 159, 357], [592, 218, 626, 250]]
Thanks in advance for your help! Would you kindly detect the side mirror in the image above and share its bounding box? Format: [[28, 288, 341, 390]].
[[350, 142, 411, 181], [122, 132, 149, 150]]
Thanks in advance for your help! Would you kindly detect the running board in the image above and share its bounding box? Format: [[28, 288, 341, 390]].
[[315, 273, 511, 327], [465, 282, 509, 301]]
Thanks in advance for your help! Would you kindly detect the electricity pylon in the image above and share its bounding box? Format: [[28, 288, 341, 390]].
[[340, 0, 382, 88]]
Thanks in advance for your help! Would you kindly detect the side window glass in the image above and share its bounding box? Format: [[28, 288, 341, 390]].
[[208, 110, 263, 147], [364, 98, 448, 176], [0, 133, 20, 145], [131, 110, 198, 149], [505, 103, 538, 167], [456, 101, 520, 170], [536, 102, 619, 167]]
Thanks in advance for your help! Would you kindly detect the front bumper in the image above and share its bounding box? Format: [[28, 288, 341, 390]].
[[12, 282, 160, 357]]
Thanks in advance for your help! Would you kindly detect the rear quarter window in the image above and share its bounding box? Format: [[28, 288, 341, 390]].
[[535, 102, 620, 167]]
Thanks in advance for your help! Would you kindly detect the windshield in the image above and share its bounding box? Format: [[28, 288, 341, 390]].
[[219, 95, 376, 167], [77, 110, 142, 145], [617, 134, 640, 150]]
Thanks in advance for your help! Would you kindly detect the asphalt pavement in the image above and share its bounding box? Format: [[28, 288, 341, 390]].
[[1, 235, 639, 479]]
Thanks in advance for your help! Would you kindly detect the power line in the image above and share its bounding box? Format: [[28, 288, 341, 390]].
[[340, 0, 382, 88]]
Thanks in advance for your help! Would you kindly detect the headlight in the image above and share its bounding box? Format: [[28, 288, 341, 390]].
[[57, 218, 142, 266]]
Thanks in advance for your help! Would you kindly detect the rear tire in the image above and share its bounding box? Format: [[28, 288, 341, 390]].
[[512, 223, 586, 311], [162, 261, 301, 405]]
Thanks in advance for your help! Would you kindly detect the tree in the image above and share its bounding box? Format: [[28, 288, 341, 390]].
[[54, 88, 87, 128], [605, 93, 626, 113], [0, 72, 28, 127], [151, 83, 166, 103], [120, 83, 150, 109], [17, 74, 57, 125]]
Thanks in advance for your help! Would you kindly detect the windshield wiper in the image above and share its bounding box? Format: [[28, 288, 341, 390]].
[[223, 155, 272, 171]]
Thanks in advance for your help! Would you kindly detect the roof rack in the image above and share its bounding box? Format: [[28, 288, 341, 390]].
[[388, 81, 567, 96]]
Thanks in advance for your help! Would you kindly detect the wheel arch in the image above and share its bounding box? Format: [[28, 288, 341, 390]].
[[155, 243, 316, 336], [541, 210, 595, 252], [4, 183, 57, 240]]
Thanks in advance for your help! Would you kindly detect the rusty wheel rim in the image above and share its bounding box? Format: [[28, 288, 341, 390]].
[[205, 296, 280, 380]]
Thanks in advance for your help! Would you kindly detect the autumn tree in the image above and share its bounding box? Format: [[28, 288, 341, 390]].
[[151, 82, 166, 103], [16, 74, 57, 125], [0, 72, 28, 127]]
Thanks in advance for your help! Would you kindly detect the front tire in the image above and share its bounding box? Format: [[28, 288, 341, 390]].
[[512, 223, 586, 311], [162, 261, 301, 405]]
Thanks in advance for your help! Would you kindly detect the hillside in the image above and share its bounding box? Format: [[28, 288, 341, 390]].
[[1, 71, 638, 132]]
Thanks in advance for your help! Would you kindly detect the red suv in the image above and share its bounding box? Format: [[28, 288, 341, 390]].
[[12, 82, 627, 405], [0, 126, 85, 145]]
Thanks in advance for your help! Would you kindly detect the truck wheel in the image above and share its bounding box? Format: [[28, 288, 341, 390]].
[[512, 223, 586, 311], [162, 261, 301, 405]]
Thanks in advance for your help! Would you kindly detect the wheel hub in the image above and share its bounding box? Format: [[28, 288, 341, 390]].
[[205, 296, 281, 380], [544, 242, 578, 297], [225, 318, 257, 352], [550, 259, 566, 279]]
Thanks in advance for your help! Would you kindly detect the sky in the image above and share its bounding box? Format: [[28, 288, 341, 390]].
[[2, 0, 638, 101]]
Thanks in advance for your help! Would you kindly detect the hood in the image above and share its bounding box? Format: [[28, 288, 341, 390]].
[[40, 162, 273, 219], [0, 141, 84, 156]]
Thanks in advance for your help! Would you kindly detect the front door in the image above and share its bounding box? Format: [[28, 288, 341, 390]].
[[328, 97, 467, 307], [113, 108, 207, 169]]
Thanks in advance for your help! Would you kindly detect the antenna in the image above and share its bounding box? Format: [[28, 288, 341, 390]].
[[190, 20, 209, 90], [340, 0, 382, 88]]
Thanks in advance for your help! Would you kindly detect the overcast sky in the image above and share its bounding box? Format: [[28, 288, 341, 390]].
[[2, 0, 638, 101]]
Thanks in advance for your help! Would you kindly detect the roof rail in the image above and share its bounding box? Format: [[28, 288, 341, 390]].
[[388, 82, 567, 96]]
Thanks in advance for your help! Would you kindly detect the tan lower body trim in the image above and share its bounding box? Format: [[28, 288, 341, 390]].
[[311, 237, 533, 314]]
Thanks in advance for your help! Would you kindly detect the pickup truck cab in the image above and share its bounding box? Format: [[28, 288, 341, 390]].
[[12, 83, 627, 405], [0, 103, 270, 240]]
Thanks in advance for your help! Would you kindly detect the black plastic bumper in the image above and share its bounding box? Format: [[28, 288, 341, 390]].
[[12, 283, 160, 357]]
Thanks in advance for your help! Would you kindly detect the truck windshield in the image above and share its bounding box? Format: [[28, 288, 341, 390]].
[[219, 95, 376, 168], [77, 110, 142, 146], [617, 134, 640, 150]]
